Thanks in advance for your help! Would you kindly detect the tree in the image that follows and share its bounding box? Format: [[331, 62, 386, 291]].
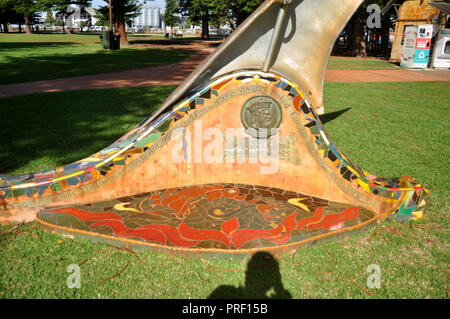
[[180, 0, 263, 39], [379, 0, 398, 58], [45, 9, 55, 26], [229, 0, 263, 29], [79, 19, 87, 31], [14, 1, 35, 34], [209, 0, 229, 31], [41, 0, 91, 34], [164, 0, 180, 29], [93, 6, 109, 26], [350, 4, 367, 57], [0, 0, 40, 34], [179, 0, 215, 40], [95, 0, 141, 45], [347, 0, 398, 58], [0, 0, 19, 32]]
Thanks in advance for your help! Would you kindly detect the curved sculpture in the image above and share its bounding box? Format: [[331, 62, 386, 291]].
[[157, 0, 364, 117], [0, 0, 429, 256]]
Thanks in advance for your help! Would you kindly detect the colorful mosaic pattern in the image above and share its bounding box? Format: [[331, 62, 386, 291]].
[[1, 71, 429, 222], [294, 92, 429, 222], [37, 184, 376, 254]]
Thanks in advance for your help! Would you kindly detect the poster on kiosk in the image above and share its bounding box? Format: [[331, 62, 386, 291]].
[[401, 26, 418, 68], [401, 24, 434, 69], [413, 24, 434, 68]]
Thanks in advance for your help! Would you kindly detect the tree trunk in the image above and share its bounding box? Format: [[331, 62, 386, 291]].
[[380, 14, 391, 58], [351, 6, 367, 57], [201, 11, 210, 40], [66, 24, 74, 34], [24, 15, 33, 34], [18, 23, 22, 33], [117, 19, 129, 45]]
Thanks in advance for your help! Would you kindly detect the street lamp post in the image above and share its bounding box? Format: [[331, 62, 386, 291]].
[[109, 0, 113, 32]]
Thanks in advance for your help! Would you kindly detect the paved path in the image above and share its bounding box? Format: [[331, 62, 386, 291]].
[[0, 48, 215, 98], [0, 50, 449, 98], [325, 68, 450, 82]]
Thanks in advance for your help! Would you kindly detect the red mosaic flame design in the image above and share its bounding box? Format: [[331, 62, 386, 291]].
[[231, 222, 284, 249], [139, 224, 201, 247], [48, 207, 123, 222], [296, 206, 325, 229], [56, 200, 362, 249], [307, 206, 360, 230], [90, 220, 166, 244], [179, 222, 231, 248], [149, 185, 257, 216], [221, 217, 239, 236], [269, 212, 298, 244]]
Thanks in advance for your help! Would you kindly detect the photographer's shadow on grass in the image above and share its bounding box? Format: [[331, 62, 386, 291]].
[[208, 251, 292, 299]]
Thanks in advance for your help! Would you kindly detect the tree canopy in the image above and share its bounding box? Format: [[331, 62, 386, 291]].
[[0, 1, 24, 32], [179, 0, 263, 39], [94, 0, 141, 45], [0, 0, 43, 33], [164, 0, 180, 28], [37, 0, 91, 33]]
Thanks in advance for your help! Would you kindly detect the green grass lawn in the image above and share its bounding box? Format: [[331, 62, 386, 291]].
[[0, 82, 449, 298], [0, 33, 403, 87], [327, 57, 399, 70], [0, 86, 176, 174], [0, 33, 192, 85]]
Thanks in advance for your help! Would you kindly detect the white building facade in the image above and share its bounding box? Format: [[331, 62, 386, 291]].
[[134, 0, 166, 29]]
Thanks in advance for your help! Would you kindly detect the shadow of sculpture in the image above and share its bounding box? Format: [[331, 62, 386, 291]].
[[319, 107, 352, 125], [208, 252, 292, 299]]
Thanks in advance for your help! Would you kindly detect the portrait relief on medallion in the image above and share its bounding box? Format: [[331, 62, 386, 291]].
[[241, 95, 283, 139]]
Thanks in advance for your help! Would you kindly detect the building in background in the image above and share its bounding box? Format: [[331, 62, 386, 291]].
[[132, 0, 188, 31], [390, 0, 441, 62], [85, 8, 99, 27], [53, 5, 98, 29], [428, 1, 450, 68], [133, 0, 165, 30]]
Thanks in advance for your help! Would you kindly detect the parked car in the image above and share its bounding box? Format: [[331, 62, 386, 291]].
[[90, 26, 104, 32]]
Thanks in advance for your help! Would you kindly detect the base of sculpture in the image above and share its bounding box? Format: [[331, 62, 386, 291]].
[[37, 183, 376, 256], [2, 71, 428, 256]]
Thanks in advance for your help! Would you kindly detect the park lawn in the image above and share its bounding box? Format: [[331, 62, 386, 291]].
[[0, 33, 402, 86], [0, 82, 449, 298], [0, 33, 191, 85], [327, 56, 399, 70]]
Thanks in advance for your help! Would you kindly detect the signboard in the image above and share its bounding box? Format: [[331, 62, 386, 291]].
[[413, 49, 430, 67], [400, 26, 417, 68], [415, 38, 431, 50], [401, 25, 434, 69], [412, 24, 433, 68]]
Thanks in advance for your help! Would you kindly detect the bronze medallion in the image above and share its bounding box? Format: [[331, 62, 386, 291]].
[[241, 95, 282, 138]]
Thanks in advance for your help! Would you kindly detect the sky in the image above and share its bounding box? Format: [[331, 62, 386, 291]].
[[90, 0, 147, 8], [91, 0, 104, 8]]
